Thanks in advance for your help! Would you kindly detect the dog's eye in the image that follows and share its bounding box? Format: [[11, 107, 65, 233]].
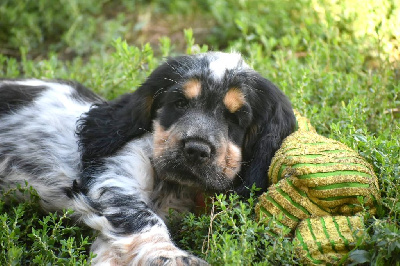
[[225, 107, 252, 128], [225, 111, 240, 125], [174, 99, 189, 109]]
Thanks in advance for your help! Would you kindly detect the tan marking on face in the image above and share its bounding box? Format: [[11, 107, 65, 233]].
[[216, 140, 242, 179], [153, 121, 180, 158], [183, 79, 201, 99], [223, 88, 245, 113]]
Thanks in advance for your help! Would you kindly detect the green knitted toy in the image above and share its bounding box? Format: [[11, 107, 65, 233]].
[[255, 110, 380, 265]]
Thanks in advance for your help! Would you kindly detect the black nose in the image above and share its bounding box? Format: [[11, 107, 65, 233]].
[[183, 140, 212, 164]]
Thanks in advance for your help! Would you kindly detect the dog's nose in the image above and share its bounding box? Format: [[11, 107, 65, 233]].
[[183, 140, 212, 164]]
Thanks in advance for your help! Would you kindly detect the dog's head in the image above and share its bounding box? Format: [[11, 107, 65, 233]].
[[79, 52, 296, 196]]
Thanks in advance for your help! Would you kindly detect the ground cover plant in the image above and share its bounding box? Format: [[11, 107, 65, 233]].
[[0, 0, 399, 265]]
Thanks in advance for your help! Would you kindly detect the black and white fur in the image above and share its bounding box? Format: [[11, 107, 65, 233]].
[[0, 52, 295, 265]]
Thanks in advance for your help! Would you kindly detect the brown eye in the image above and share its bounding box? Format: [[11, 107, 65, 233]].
[[225, 110, 240, 125], [174, 99, 189, 109]]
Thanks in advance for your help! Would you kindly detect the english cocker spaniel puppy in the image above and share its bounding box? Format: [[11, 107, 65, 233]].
[[0, 52, 295, 265]]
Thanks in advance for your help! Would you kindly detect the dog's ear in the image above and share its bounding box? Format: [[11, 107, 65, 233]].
[[235, 75, 296, 196], [77, 58, 183, 163]]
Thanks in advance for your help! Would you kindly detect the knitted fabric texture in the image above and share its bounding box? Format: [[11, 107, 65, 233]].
[[255, 110, 380, 265]]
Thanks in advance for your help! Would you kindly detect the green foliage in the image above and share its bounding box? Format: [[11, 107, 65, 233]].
[[349, 219, 400, 265], [0, 0, 109, 56], [169, 187, 297, 265], [0, 39, 164, 99], [0, 0, 399, 264], [0, 185, 94, 265]]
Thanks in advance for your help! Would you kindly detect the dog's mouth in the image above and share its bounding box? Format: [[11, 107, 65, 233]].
[[153, 164, 234, 192], [156, 163, 208, 188], [152, 121, 242, 192], [152, 148, 240, 192]]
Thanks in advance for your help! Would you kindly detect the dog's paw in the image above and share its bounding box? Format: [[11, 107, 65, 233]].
[[91, 230, 209, 266], [149, 254, 209, 266]]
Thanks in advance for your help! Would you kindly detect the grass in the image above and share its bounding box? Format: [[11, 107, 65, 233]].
[[0, 0, 399, 265]]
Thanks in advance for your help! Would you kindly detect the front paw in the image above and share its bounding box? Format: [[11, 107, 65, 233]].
[[149, 254, 209, 266], [91, 230, 209, 266]]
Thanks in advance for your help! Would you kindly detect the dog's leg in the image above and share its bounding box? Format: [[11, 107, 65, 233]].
[[74, 140, 208, 265], [74, 188, 207, 265]]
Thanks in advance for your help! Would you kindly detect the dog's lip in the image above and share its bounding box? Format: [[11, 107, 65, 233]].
[[161, 167, 234, 192], [152, 153, 234, 191], [162, 165, 205, 185], [155, 163, 215, 190]]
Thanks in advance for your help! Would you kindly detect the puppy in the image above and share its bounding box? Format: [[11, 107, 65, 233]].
[[0, 52, 295, 265]]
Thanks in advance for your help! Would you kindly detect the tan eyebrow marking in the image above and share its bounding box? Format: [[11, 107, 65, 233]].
[[224, 88, 245, 113], [183, 79, 201, 99]]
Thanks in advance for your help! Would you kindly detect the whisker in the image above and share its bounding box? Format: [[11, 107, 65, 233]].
[[153, 87, 166, 99], [164, 77, 178, 84], [138, 128, 154, 135], [165, 61, 183, 78]]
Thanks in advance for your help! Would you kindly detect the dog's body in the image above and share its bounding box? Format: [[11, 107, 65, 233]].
[[0, 52, 295, 265]]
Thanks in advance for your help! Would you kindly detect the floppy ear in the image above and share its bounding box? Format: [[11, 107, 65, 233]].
[[235, 75, 296, 197], [77, 58, 183, 163]]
